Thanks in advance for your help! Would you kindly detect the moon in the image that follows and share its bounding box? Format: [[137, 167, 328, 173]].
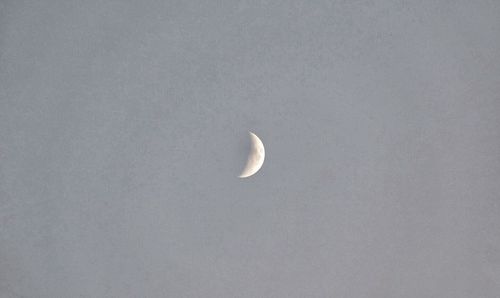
[[238, 132, 265, 178]]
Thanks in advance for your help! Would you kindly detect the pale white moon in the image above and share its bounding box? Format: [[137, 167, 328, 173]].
[[238, 132, 265, 178]]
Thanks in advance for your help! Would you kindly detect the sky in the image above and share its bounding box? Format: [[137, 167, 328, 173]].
[[1, 0, 500, 297]]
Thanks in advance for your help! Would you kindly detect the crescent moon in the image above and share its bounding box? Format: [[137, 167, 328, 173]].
[[238, 132, 265, 178]]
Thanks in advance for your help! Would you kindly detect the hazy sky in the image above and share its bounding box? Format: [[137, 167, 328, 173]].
[[1, 1, 500, 297]]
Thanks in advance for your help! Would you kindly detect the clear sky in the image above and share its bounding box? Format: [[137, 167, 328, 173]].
[[1, 0, 500, 297]]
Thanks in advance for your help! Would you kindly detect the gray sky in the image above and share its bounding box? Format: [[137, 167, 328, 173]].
[[1, 0, 500, 297]]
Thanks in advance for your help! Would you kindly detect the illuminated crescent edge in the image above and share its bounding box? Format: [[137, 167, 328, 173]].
[[238, 132, 265, 178]]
